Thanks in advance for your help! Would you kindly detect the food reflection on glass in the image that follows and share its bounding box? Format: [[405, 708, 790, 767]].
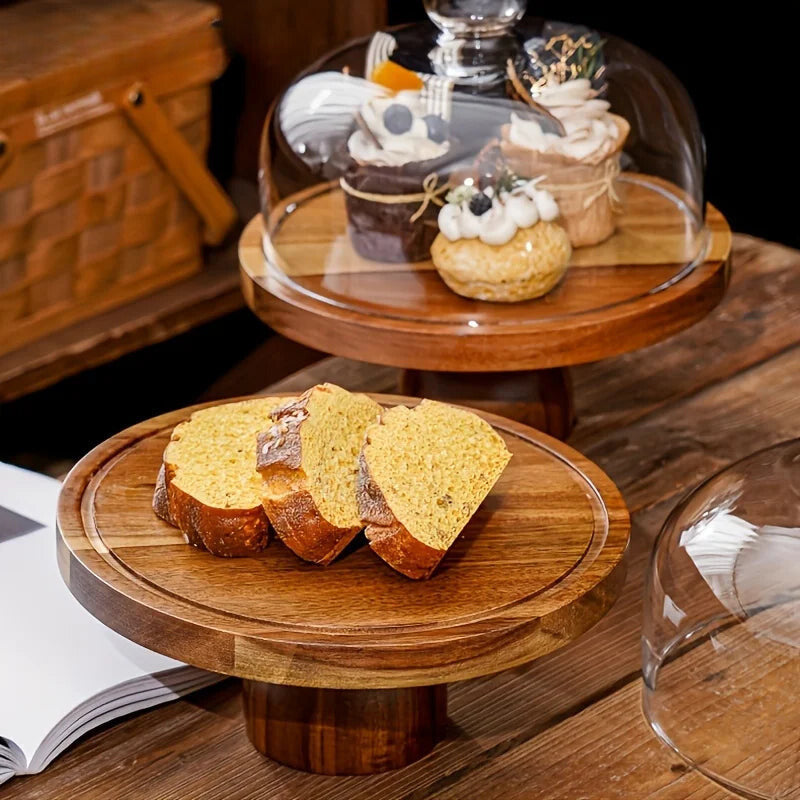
[[264, 16, 710, 315], [342, 88, 454, 263]]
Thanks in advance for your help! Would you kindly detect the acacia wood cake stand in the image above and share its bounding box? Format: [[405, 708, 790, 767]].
[[57, 394, 629, 775], [241, 176, 731, 439]]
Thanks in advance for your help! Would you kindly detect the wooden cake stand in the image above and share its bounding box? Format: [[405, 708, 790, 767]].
[[240, 176, 731, 439], [57, 394, 629, 775]]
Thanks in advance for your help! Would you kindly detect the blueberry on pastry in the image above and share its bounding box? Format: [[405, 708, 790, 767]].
[[342, 91, 455, 263], [431, 173, 571, 302]]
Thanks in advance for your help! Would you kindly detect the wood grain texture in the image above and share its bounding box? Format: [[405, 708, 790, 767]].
[[0, 225, 242, 402], [240, 179, 731, 371], [0, 0, 222, 116], [56, 394, 629, 689], [265, 235, 800, 451], [243, 682, 447, 775], [0, 0, 228, 357], [570, 233, 800, 444], [217, 0, 386, 178], [8, 235, 797, 798], [432, 602, 800, 800], [401, 367, 575, 439], [0, 179, 258, 403], [428, 680, 726, 799], [266, 178, 723, 277], [121, 81, 237, 245]]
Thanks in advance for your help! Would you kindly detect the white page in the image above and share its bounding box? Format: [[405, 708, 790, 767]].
[[0, 462, 204, 765], [34, 670, 220, 773]]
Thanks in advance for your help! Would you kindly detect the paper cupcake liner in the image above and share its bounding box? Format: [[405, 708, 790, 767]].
[[500, 115, 630, 247], [341, 161, 447, 263]]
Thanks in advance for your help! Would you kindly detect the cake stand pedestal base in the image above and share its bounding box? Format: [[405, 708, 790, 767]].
[[58, 393, 630, 778], [401, 367, 575, 439], [242, 681, 448, 774]]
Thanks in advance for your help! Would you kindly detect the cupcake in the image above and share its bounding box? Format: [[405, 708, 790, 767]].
[[500, 78, 630, 248], [342, 91, 453, 263], [431, 175, 571, 302]]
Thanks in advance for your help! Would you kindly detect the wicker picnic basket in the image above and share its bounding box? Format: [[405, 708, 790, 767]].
[[0, 0, 236, 357]]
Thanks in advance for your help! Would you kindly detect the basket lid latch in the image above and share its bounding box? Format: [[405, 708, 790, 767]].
[[121, 82, 237, 246]]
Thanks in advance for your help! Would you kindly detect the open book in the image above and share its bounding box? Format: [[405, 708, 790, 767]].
[[0, 462, 221, 785]]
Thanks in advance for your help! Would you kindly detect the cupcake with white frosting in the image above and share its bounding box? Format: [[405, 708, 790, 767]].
[[431, 174, 571, 302], [500, 78, 630, 247], [342, 91, 454, 263]]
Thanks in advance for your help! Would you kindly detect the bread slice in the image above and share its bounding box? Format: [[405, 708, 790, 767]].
[[256, 384, 383, 565], [153, 397, 290, 557], [358, 400, 511, 579]]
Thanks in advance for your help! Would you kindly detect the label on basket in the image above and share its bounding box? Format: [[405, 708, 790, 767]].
[[34, 90, 113, 137]]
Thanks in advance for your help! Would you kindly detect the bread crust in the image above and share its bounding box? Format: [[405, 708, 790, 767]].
[[356, 452, 445, 580], [152, 463, 173, 524], [256, 392, 361, 566], [153, 446, 270, 558]]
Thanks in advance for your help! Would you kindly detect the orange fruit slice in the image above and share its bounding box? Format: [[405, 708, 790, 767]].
[[370, 60, 424, 93]]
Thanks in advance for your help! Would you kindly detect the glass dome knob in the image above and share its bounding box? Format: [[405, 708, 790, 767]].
[[423, 0, 528, 88]]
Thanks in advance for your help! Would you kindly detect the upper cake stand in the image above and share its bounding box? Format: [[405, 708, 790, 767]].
[[243, 18, 732, 439], [57, 394, 629, 775]]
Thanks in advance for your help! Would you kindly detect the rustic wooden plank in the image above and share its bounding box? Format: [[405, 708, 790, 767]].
[[584, 345, 800, 514], [570, 233, 800, 446], [6, 233, 796, 796], [9, 328, 800, 797], [431, 605, 800, 800], [264, 234, 800, 448], [431, 680, 728, 800]]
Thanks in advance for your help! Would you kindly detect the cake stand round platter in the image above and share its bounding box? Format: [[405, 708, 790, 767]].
[[240, 184, 731, 440], [57, 394, 629, 775]]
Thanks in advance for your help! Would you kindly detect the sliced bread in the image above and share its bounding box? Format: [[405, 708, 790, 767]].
[[256, 383, 382, 565], [153, 397, 290, 557], [357, 400, 511, 579]]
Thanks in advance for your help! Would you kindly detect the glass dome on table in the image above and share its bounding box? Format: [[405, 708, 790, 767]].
[[643, 440, 800, 799], [258, 6, 709, 327]]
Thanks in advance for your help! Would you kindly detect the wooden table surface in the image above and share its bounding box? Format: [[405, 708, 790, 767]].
[[9, 233, 800, 799]]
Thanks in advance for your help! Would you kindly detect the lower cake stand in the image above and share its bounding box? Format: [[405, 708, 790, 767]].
[[240, 175, 732, 439], [57, 394, 629, 775]]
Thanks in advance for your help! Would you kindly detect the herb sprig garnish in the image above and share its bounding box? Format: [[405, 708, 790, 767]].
[[445, 168, 529, 206]]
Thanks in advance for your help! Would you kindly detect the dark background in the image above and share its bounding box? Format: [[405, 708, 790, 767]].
[[391, 2, 792, 248]]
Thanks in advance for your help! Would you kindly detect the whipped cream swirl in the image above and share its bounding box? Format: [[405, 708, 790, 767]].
[[509, 78, 619, 163], [348, 91, 450, 168], [438, 180, 560, 246]]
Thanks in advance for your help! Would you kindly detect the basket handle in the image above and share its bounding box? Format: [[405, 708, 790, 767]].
[[121, 82, 237, 246]]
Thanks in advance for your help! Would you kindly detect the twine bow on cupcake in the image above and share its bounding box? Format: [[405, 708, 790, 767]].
[[542, 157, 622, 210], [339, 172, 450, 222]]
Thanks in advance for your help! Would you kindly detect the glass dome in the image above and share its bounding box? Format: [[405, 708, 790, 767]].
[[259, 5, 709, 323], [643, 440, 800, 799]]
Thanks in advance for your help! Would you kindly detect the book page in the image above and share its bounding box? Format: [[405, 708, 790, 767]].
[[0, 463, 195, 766]]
